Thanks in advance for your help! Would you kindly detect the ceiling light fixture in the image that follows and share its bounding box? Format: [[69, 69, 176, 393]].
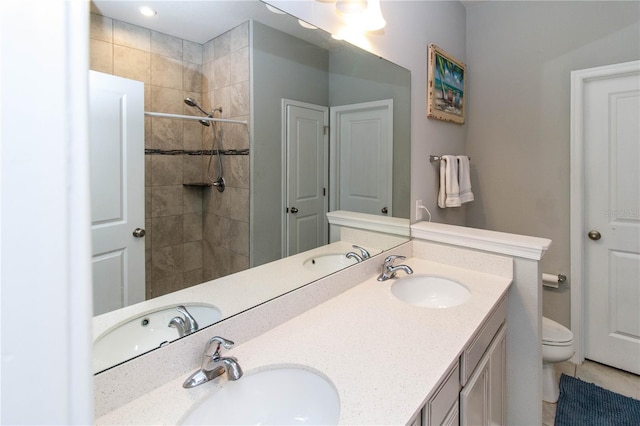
[[335, 0, 386, 32], [138, 6, 157, 17]]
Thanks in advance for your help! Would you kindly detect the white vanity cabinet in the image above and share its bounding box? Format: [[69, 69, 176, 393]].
[[416, 295, 507, 426], [459, 297, 507, 426]]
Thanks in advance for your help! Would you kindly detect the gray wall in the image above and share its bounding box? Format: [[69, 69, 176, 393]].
[[465, 1, 640, 327], [251, 20, 330, 267], [329, 44, 411, 218]]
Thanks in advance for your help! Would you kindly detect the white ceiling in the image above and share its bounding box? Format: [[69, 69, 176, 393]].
[[90, 0, 327, 45]]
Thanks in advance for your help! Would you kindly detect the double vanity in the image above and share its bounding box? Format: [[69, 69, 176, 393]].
[[95, 226, 523, 425]]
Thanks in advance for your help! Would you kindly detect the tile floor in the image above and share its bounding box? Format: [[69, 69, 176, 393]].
[[542, 360, 640, 425]]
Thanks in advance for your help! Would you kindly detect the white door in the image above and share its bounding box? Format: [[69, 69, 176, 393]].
[[283, 100, 329, 256], [330, 99, 393, 216], [582, 62, 640, 374], [89, 71, 145, 316]]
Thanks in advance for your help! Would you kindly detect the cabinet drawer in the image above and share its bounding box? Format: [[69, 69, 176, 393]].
[[460, 295, 507, 386], [423, 362, 461, 425]]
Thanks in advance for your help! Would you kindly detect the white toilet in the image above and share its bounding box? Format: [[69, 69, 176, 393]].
[[542, 316, 575, 403]]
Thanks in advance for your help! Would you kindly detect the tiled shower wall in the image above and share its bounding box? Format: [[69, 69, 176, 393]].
[[89, 14, 249, 298]]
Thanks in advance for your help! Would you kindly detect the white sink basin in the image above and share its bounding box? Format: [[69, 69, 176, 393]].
[[93, 304, 221, 373], [391, 274, 471, 308], [181, 367, 340, 425], [303, 253, 358, 273]]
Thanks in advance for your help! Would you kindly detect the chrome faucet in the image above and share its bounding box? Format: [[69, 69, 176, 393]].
[[345, 251, 363, 262], [345, 245, 371, 263], [183, 336, 243, 389], [377, 255, 414, 281], [168, 305, 199, 337], [352, 244, 371, 259]]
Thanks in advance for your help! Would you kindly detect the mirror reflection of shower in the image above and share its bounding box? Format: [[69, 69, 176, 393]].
[[184, 97, 225, 192]]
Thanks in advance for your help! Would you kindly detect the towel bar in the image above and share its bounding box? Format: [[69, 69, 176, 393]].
[[430, 155, 471, 162]]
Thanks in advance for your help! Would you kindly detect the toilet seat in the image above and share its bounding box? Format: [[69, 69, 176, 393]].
[[542, 317, 573, 346]]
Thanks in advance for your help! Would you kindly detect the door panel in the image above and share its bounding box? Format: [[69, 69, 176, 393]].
[[583, 67, 640, 374], [330, 100, 393, 216], [284, 101, 328, 256], [89, 71, 145, 316]]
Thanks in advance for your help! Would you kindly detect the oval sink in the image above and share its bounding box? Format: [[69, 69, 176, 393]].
[[181, 367, 340, 425], [391, 274, 471, 308], [93, 304, 221, 373], [303, 253, 358, 273]]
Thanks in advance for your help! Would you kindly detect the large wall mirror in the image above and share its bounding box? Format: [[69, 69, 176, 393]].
[[89, 0, 410, 374]]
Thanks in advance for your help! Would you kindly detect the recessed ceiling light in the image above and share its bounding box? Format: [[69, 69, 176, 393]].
[[139, 6, 157, 17]]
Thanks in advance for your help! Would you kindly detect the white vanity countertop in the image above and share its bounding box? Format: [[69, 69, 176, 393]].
[[96, 256, 512, 425]]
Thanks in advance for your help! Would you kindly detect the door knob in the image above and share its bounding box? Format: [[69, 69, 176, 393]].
[[133, 228, 146, 238], [290, 207, 299, 214], [587, 230, 601, 241], [381, 207, 388, 214]]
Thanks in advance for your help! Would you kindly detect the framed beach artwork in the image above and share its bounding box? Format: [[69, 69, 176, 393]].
[[427, 43, 466, 124]]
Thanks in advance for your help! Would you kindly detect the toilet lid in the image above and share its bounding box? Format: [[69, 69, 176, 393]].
[[542, 317, 573, 344]]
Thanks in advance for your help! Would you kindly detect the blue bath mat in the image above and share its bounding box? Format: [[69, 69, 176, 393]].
[[555, 374, 640, 426]]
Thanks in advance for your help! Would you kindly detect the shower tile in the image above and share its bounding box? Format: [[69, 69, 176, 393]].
[[183, 155, 204, 184], [145, 218, 152, 248], [151, 54, 183, 90], [183, 62, 202, 93], [223, 156, 249, 190], [90, 39, 113, 74], [151, 31, 182, 61], [183, 212, 203, 242], [149, 269, 185, 298], [150, 86, 183, 115], [151, 155, 183, 186], [229, 46, 249, 85], [214, 87, 231, 120], [113, 45, 150, 84], [214, 30, 231, 59], [145, 186, 152, 220], [144, 115, 152, 148], [151, 215, 183, 248], [151, 117, 183, 150], [151, 185, 183, 217], [229, 81, 249, 117], [228, 219, 249, 256], [151, 244, 184, 273], [222, 116, 249, 150], [90, 13, 112, 43], [113, 20, 150, 51], [201, 61, 215, 94], [229, 22, 249, 52], [183, 241, 203, 271], [183, 186, 203, 214], [202, 39, 216, 63], [184, 268, 203, 287], [183, 121, 203, 151], [183, 40, 203, 65], [213, 55, 231, 90]]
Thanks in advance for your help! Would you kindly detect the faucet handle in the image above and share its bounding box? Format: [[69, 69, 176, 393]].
[[383, 254, 406, 267], [205, 336, 234, 356], [352, 244, 371, 259]]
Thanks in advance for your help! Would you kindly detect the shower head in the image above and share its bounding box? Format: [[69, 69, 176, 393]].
[[184, 98, 224, 127], [184, 97, 210, 116]]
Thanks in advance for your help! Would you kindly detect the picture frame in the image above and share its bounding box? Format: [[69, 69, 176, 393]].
[[427, 43, 466, 124]]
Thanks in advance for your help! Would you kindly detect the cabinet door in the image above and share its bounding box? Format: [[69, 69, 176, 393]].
[[490, 327, 506, 425], [460, 357, 489, 425], [460, 324, 507, 426]]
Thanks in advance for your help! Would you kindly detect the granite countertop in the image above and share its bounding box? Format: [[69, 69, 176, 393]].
[[95, 256, 512, 425]]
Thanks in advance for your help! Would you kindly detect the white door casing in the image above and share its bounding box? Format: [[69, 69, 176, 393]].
[[282, 99, 329, 257], [89, 71, 145, 316], [571, 60, 640, 374], [330, 99, 393, 216]]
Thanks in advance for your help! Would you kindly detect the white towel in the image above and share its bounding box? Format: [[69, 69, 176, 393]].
[[457, 155, 474, 204], [438, 155, 461, 208]]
